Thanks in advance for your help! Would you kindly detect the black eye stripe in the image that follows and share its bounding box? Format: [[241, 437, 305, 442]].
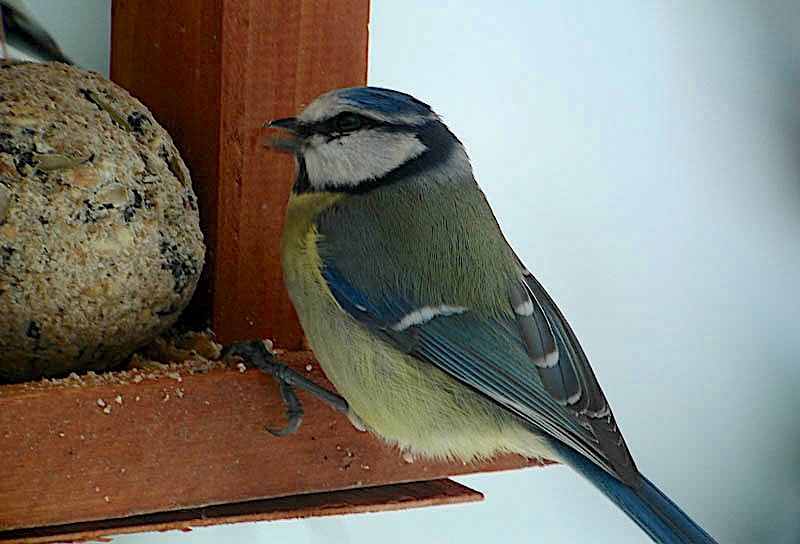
[[333, 112, 363, 132], [291, 119, 456, 195], [299, 114, 426, 141], [312, 112, 378, 137]]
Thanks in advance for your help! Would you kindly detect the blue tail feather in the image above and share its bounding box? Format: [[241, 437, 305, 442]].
[[552, 441, 718, 544]]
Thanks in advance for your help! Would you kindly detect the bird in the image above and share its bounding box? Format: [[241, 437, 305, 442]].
[[225, 86, 718, 543], [0, 0, 72, 63]]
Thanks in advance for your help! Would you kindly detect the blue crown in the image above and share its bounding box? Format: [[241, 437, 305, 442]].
[[336, 87, 433, 116]]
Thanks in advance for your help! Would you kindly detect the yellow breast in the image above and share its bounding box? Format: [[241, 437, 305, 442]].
[[279, 192, 552, 463]]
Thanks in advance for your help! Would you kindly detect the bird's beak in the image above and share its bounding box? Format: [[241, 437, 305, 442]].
[[266, 117, 301, 132], [264, 117, 301, 152]]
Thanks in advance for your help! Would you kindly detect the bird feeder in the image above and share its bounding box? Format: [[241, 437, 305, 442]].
[[0, 2, 539, 542]]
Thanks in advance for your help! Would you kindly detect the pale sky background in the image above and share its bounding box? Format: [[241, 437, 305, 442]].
[[17, 1, 800, 543]]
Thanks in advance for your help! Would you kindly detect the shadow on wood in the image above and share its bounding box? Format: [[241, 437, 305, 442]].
[[0, 480, 482, 544]]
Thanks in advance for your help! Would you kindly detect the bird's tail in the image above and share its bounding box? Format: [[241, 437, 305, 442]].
[[553, 442, 718, 544]]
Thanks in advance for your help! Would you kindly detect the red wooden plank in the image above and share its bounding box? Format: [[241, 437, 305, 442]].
[[0, 352, 542, 532], [0, 479, 481, 544]]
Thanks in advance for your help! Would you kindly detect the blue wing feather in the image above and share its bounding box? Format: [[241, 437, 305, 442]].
[[322, 261, 616, 477], [320, 256, 718, 544], [321, 264, 390, 327]]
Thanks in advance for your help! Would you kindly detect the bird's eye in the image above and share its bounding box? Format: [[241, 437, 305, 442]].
[[333, 113, 363, 133]]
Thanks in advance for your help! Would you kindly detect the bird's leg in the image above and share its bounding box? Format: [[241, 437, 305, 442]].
[[222, 339, 349, 435]]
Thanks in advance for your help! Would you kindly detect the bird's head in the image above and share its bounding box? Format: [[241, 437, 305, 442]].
[[268, 87, 468, 194]]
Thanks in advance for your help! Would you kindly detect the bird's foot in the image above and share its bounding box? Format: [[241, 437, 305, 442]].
[[222, 339, 349, 436]]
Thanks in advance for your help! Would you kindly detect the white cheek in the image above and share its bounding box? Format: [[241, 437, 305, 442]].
[[303, 131, 427, 188]]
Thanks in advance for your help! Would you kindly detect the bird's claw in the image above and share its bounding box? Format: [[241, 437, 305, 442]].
[[268, 381, 303, 436], [222, 339, 349, 436]]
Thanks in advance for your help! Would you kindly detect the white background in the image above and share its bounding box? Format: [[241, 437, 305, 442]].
[[18, 1, 800, 542]]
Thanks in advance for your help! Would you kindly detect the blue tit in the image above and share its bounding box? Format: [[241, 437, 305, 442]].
[[1, 0, 72, 63], [262, 87, 716, 543]]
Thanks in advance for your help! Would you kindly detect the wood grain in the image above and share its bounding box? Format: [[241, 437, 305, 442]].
[[110, 0, 370, 347], [0, 480, 481, 543], [0, 352, 543, 534]]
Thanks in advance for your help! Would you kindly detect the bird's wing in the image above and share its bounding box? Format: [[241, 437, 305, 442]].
[[319, 257, 640, 487], [515, 265, 640, 486], [1, 0, 72, 63]]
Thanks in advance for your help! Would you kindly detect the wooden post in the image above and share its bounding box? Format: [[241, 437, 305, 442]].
[[110, 0, 371, 348]]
